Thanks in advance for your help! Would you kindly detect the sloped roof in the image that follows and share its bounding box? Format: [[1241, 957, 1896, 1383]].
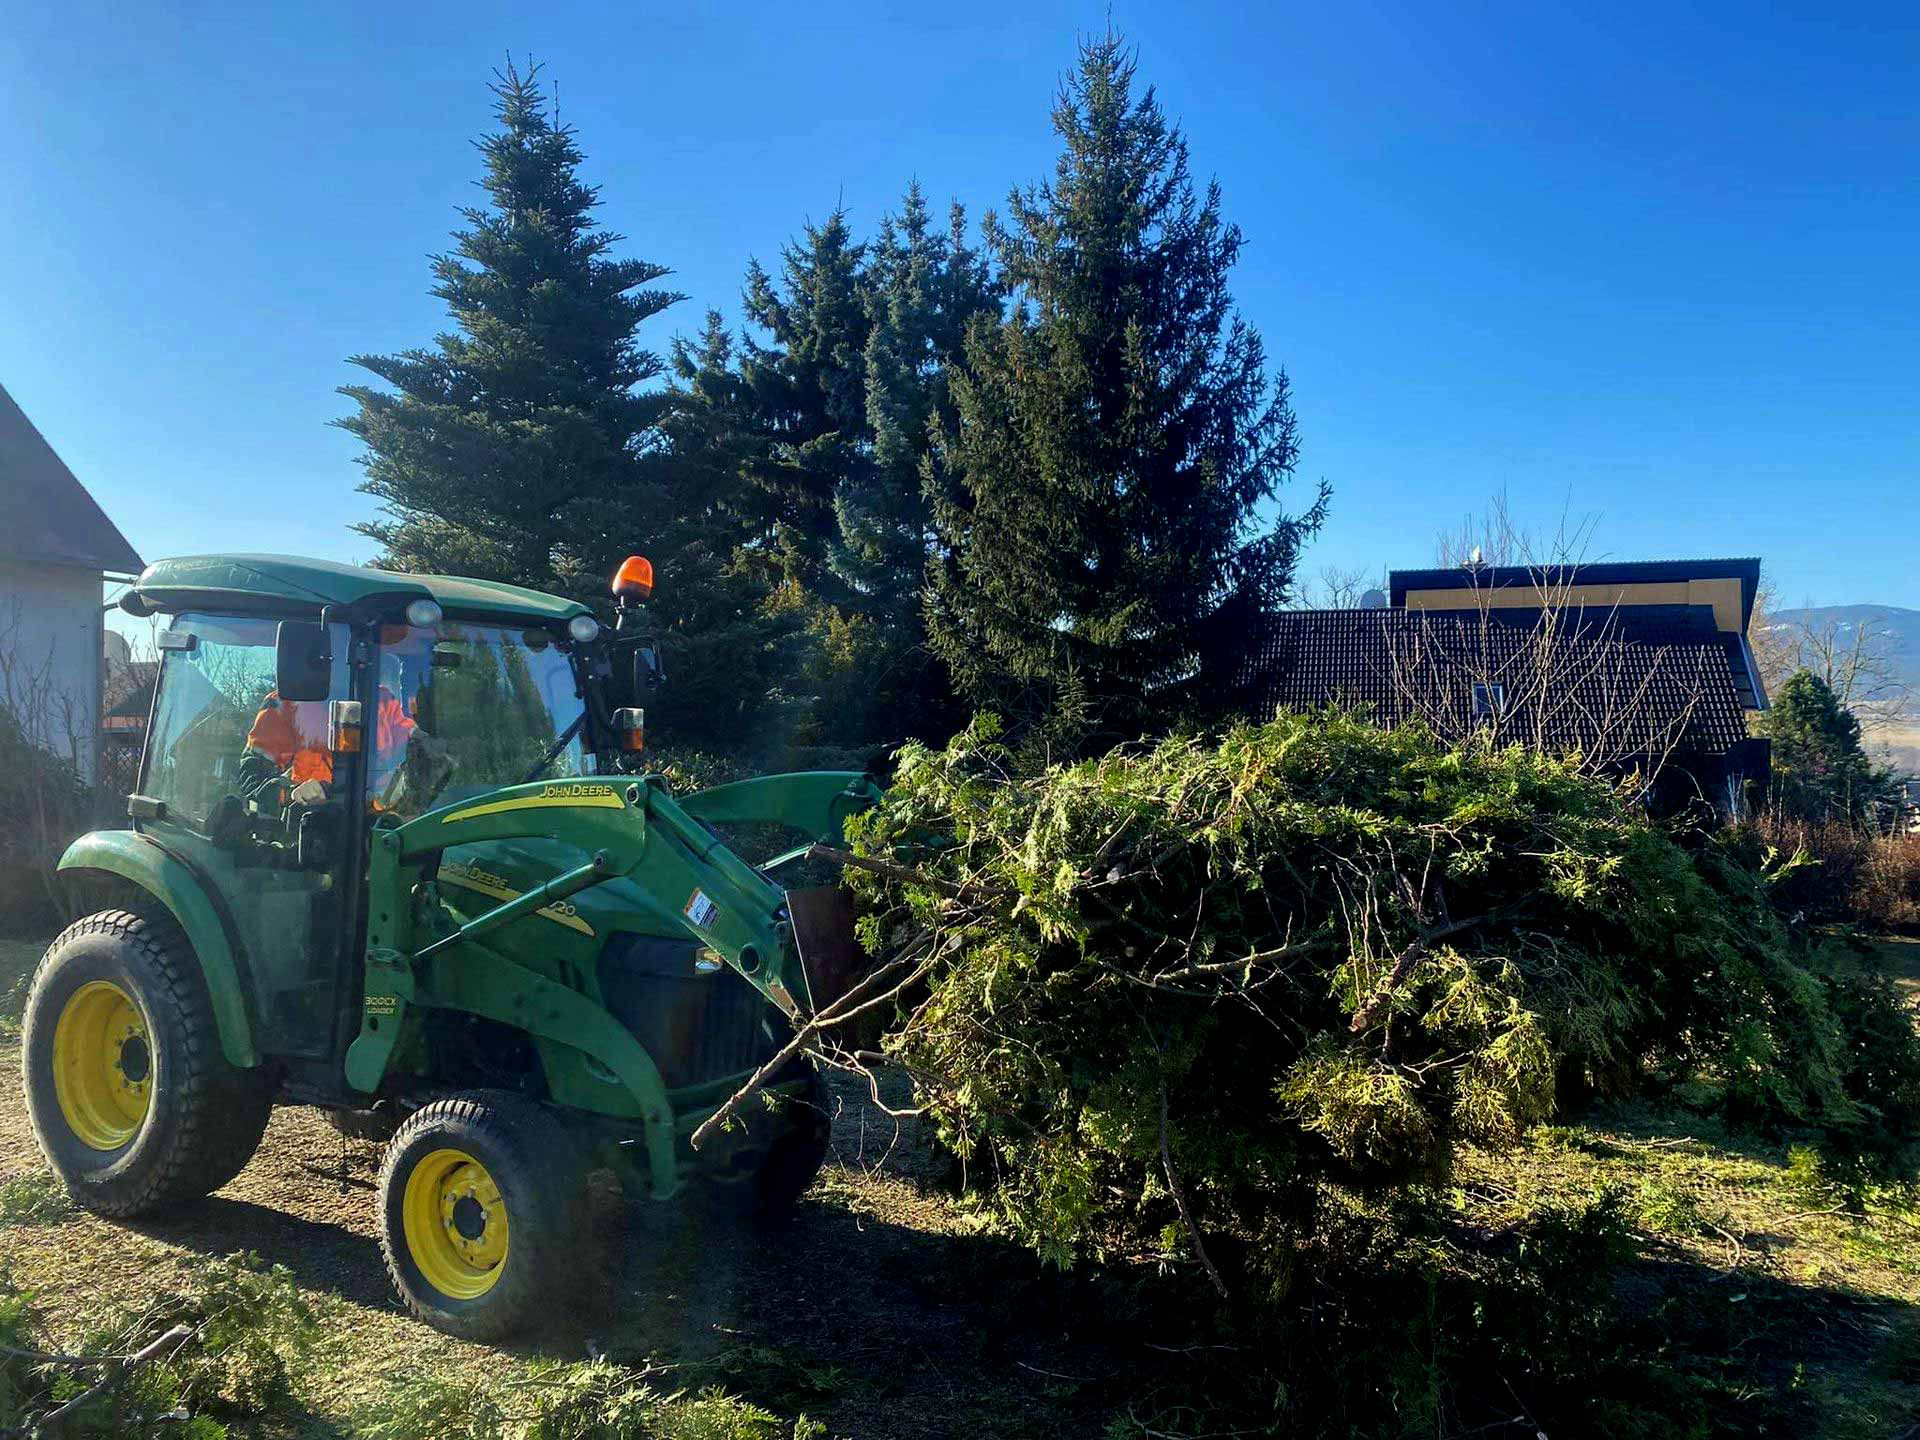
[[103, 660, 159, 720], [1243, 609, 1751, 760], [0, 381, 142, 574]]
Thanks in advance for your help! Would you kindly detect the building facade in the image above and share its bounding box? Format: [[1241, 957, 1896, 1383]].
[[0, 381, 142, 783]]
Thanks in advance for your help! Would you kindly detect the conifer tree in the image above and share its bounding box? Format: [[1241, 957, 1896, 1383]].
[[835, 184, 995, 618], [926, 36, 1327, 741], [817, 186, 998, 741], [1765, 670, 1897, 824], [609, 313, 806, 750], [337, 61, 682, 597], [734, 211, 871, 599], [730, 193, 995, 747]]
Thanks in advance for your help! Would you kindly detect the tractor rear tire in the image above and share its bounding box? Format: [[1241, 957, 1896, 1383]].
[[21, 909, 275, 1217], [377, 1091, 590, 1341]]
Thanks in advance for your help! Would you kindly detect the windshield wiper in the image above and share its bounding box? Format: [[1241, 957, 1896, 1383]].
[[520, 712, 586, 785]]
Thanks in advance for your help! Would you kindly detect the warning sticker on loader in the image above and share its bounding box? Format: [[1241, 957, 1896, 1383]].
[[684, 889, 719, 929]]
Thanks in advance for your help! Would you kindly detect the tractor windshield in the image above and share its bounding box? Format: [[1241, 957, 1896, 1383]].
[[373, 621, 588, 818]]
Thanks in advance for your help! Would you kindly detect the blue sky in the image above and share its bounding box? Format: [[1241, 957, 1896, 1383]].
[[3, 0, 1915, 621]]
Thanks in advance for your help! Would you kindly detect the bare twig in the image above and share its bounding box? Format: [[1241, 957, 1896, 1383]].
[[690, 939, 940, 1151], [1349, 908, 1517, 1033], [1705, 1220, 1747, 1270], [22, 1323, 195, 1435], [1159, 1082, 1229, 1302]]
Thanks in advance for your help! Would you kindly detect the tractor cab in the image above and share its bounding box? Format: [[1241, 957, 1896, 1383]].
[[117, 558, 614, 1073]]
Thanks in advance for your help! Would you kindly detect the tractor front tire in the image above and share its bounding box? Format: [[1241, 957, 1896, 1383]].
[[753, 1065, 833, 1224], [703, 1063, 832, 1226], [21, 909, 274, 1217], [378, 1091, 589, 1341]]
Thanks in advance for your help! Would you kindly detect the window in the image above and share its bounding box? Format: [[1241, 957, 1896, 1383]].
[[1471, 682, 1506, 723], [373, 621, 588, 818], [142, 614, 350, 826]]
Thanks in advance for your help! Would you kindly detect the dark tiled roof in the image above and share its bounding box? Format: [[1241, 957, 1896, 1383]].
[[0, 381, 142, 574], [1243, 609, 1751, 760]]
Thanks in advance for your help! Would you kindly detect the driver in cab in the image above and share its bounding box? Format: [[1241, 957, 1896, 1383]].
[[244, 638, 422, 804]]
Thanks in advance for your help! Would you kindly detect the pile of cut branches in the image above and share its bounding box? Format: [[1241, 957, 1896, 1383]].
[[837, 712, 1920, 1284]]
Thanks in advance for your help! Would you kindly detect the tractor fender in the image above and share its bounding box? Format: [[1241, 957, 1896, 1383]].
[[58, 830, 259, 1069]]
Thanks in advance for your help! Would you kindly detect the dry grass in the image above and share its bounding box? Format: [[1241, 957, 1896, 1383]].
[[5, 931, 1920, 1435], [0, 1012, 1106, 1439]]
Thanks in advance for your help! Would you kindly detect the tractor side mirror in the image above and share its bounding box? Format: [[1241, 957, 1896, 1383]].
[[632, 643, 664, 698], [275, 621, 332, 702]]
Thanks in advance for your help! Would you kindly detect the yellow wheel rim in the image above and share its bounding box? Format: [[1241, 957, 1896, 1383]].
[[402, 1148, 509, 1299], [52, 981, 153, 1151]]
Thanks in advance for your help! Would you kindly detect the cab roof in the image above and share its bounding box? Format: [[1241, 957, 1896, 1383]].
[[128, 554, 591, 626]]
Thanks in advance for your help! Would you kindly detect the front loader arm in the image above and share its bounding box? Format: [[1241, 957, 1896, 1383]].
[[366, 776, 802, 1020], [678, 771, 884, 845], [347, 772, 882, 1097]]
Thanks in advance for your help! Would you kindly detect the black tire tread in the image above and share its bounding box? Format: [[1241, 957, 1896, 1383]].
[[753, 1066, 832, 1224], [23, 908, 274, 1217]]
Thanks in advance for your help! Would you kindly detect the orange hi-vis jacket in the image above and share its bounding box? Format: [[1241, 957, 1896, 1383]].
[[245, 689, 417, 787]]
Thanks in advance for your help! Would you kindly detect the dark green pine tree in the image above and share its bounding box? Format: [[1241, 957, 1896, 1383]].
[[823, 185, 998, 740], [926, 36, 1327, 741], [598, 312, 807, 752], [337, 61, 683, 597], [734, 210, 871, 600], [1765, 670, 1897, 824], [836, 185, 994, 608]]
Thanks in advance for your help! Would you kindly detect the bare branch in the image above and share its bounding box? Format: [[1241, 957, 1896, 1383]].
[[1159, 1082, 1229, 1302]]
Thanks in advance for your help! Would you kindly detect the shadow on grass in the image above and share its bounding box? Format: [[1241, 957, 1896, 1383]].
[[125, 1194, 398, 1311], [74, 1168, 1920, 1439], [115, 1164, 1152, 1440], [580, 1180, 1157, 1440]]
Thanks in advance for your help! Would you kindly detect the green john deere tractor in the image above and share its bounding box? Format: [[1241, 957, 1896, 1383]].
[[24, 553, 881, 1338]]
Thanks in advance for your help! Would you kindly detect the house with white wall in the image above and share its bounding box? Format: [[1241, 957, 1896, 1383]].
[[0, 381, 142, 782]]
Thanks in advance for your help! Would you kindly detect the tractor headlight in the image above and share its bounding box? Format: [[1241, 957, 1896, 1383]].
[[567, 614, 601, 644], [404, 598, 443, 629]]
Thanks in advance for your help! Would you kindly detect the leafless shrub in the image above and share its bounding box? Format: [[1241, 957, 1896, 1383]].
[[1744, 816, 1920, 932], [1382, 605, 1705, 786], [1857, 832, 1920, 932], [0, 597, 96, 927], [1399, 499, 1703, 788]]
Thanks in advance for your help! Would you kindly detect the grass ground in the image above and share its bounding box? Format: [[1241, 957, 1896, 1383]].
[[4, 934, 1920, 1436]]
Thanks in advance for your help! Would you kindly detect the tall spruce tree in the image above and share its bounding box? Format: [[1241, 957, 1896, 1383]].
[[338, 62, 683, 597], [729, 192, 996, 748], [834, 184, 995, 618], [614, 313, 807, 750], [819, 185, 998, 741], [734, 210, 871, 600], [926, 36, 1327, 740]]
